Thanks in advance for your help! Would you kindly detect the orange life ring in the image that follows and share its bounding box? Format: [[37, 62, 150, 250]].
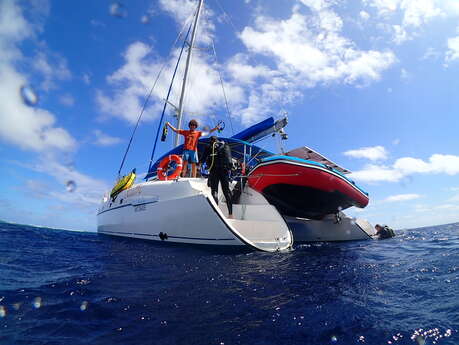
[[157, 155, 183, 180]]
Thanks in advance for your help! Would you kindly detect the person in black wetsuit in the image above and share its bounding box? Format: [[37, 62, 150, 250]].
[[375, 224, 396, 239], [203, 136, 233, 218]]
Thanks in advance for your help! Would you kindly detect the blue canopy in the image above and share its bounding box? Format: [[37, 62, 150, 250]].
[[230, 117, 274, 142]]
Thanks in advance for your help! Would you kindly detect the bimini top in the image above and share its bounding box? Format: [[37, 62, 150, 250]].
[[230, 117, 274, 142], [145, 137, 274, 180], [286, 146, 351, 175]]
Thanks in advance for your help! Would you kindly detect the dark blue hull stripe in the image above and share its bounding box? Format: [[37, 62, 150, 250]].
[[97, 200, 159, 215], [99, 230, 236, 241]]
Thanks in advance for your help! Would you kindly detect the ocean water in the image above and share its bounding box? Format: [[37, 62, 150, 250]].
[[0, 222, 458, 345]]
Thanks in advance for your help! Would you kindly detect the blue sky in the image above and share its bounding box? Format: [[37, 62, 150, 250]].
[[1, 0, 459, 231]]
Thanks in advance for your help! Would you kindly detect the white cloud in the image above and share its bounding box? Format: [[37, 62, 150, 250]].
[[59, 94, 75, 107], [421, 47, 441, 60], [97, 40, 245, 124], [351, 153, 459, 183], [96, 42, 164, 123], [383, 193, 422, 202], [99, 1, 398, 126], [393, 156, 432, 174], [31, 154, 109, 206], [239, 7, 395, 88], [446, 36, 459, 63], [360, 10, 370, 20], [428, 154, 459, 174], [0, 0, 76, 153], [400, 68, 409, 80], [344, 145, 389, 161], [82, 73, 91, 84], [365, 0, 444, 44], [448, 193, 459, 202], [394, 154, 459, 176], [32, 51, 71, 91], [0, 0, 31, 63], [226, 54, 274, 85], [366, 0, 443, 27], [402, 0, 443, 27], [434, 203, 459, 210], [93, 130, 123, 146], [366, 0, 399, 16], [159, 0, 215, 45], [350, 163, 403, 182], [392, 24, 410, 44], [300, 0, 334, 12], [443, 0, 459, 15]]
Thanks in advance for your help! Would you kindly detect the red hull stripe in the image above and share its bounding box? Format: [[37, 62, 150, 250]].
[[248, 159, 369, 208]]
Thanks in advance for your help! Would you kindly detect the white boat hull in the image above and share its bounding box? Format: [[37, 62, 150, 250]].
[[97, 178, 292, 252], [285, 213, 376, 242]]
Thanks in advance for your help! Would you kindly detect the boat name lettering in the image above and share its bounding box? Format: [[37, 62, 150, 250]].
[[134, 204, 146, 212]]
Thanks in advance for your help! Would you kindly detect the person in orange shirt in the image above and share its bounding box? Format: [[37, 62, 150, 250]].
[[166, 119, 220, 177]]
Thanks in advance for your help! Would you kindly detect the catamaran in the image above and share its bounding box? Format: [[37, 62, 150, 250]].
[[97, 0, 376, 251]]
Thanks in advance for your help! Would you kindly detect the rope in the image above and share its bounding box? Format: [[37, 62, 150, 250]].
[[248, 173, 300, 190], [147, 22, 193, 173], [116, 12, 194, 178], [248, 173, 300, 178]]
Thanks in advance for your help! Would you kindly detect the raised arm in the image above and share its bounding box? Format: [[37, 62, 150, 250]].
[[208, 123, 221, 135], [166, 121, 179, 133]]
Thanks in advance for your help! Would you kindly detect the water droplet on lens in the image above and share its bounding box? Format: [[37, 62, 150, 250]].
[[66, 180, 77, 192], [33, 297, 42, 309], [20, 85, 39, 106], [110, 2, 127, 18], [331, 335, 338, 343], [0, 306, 6, 317], [80, 301, 88, 311]]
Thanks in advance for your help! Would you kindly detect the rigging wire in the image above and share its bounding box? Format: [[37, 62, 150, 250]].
[[116, 12, 195, 178], [246, 139, 272, 167], [211, 37, 234, 135], [147, 23, 193, 173], [213, 0, 239, 34]]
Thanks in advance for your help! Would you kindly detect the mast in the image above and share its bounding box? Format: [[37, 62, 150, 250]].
[[174, 0, 204, 147]]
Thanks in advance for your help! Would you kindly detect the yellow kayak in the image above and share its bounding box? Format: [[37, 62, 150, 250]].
[[110, 170, 136, 199]]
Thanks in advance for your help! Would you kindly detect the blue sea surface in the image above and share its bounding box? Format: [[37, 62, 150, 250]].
[[0, 222, 458, 345]]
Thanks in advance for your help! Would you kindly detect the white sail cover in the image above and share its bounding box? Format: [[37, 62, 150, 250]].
[[286, 146, 351, 174]]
